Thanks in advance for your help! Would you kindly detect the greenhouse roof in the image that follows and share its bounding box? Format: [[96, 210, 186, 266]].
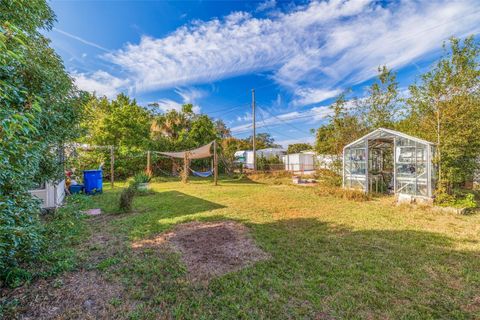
[[344, 128, 435, 149]]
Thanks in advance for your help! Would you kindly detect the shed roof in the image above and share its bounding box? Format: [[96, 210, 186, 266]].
[[344, 128, 434, 149]]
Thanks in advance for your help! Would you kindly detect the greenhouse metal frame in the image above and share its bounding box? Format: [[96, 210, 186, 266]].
[[343, 128, 436, 198]]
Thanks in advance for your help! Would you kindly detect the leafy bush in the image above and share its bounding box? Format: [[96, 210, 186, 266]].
[[436, 188, 477, 208], [0, 193, 43, 287], [119, 187, 136, 212], [1, 194, 90, 288], [133, 172, 151, 184], [315, 169, 342, 187]]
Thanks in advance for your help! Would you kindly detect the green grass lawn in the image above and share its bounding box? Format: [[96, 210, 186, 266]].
[[80, 176, 480, 319], [5, 176, 480, 319]]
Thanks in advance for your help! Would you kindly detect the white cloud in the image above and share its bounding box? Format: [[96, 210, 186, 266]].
[[174, 87, 207, 104], [292, 88, 341, 106], [256, 0, 276, 12], [150, 99, 201, 114], [152, 99, 182, 112], [150, 88, 203, 114], [78, 0, 480, 99], [103, 0, 373, 93], [73, 70, 129, 98], [231, 104, 333, 133]]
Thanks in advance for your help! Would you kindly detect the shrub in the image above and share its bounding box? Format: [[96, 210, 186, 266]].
[[133, 172, 151, 184], [315, 169, 342, 187], [0, 193, 43, 287], [1, 194, 90, 288], [436, 188, 478, 208], [119, 187, 136, 212]]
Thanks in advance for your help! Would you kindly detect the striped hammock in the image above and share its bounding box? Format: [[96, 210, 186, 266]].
[[190, 169, 213, 178]]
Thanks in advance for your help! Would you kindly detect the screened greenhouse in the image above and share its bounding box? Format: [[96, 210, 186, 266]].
[[343, 128, 436, 198]]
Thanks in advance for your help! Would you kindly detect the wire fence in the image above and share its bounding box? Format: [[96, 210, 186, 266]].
[[234, 160, 340, 176]]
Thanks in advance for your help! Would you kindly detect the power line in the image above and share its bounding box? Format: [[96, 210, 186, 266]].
[[257, 110, 300, 140], [232, 108, 329, 135], [257, 104, 313, 135]]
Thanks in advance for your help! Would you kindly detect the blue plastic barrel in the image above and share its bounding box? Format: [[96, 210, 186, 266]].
[[70, 184, 84, 194], [83, 170, 103, 195]]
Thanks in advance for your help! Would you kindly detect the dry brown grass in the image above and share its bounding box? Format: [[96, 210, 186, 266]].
[[315, 185, 372, 201]]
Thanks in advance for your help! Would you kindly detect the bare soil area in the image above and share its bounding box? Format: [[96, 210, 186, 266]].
[[133, 221, 270, 281]]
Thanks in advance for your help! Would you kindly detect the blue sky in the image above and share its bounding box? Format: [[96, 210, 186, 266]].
[[48, 0, 480, 147]]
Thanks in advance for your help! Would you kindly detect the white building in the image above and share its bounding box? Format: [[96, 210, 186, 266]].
[[283, 152, 316, 172], [29, 180, 66, 209]]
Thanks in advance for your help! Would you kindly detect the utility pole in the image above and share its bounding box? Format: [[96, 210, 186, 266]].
[[252, 88, 256, 171]]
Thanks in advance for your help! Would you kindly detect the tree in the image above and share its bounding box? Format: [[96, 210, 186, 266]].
[[214, 119, 231, 139], [77, 94, 152, 178], [356, 66, 401, 129], [244, 133, 281, 149], [1, 0, 84, 283], [219, 137, 250, 175], [406, 36, 480, 192], [315, 93, 364, 156], [179, 114, 218, 148], [287, 143, 312, 154], [151, 108, 189, 142], [82, 94, 152, 149]]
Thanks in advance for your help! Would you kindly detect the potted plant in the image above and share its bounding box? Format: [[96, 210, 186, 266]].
[[133, 172, 151, 191]]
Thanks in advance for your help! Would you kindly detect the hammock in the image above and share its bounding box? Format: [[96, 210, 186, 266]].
[[190, 169, 213, 178]]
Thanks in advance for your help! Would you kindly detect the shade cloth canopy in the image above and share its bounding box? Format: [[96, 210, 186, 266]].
[[157, 141, 214, 159]]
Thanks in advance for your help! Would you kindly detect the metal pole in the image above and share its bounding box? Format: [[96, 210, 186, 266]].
[[252, 89, 256, 172], [110, 146, 114, 189]]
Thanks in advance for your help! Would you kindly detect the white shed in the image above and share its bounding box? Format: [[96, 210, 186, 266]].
[[284, 152, 315, 172], [245, 151, 255, 169], [29, 180, 66, 209]]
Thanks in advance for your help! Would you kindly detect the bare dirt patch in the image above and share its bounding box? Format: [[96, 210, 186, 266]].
[[3, 270, 130, 320], [133, 221, 270, 281]]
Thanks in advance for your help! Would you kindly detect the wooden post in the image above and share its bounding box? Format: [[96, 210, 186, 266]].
[[110, 146, 114, 189], [214, 140, 218, 186], [146, 150, 152, 177], [182, 152, 189, 183]]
